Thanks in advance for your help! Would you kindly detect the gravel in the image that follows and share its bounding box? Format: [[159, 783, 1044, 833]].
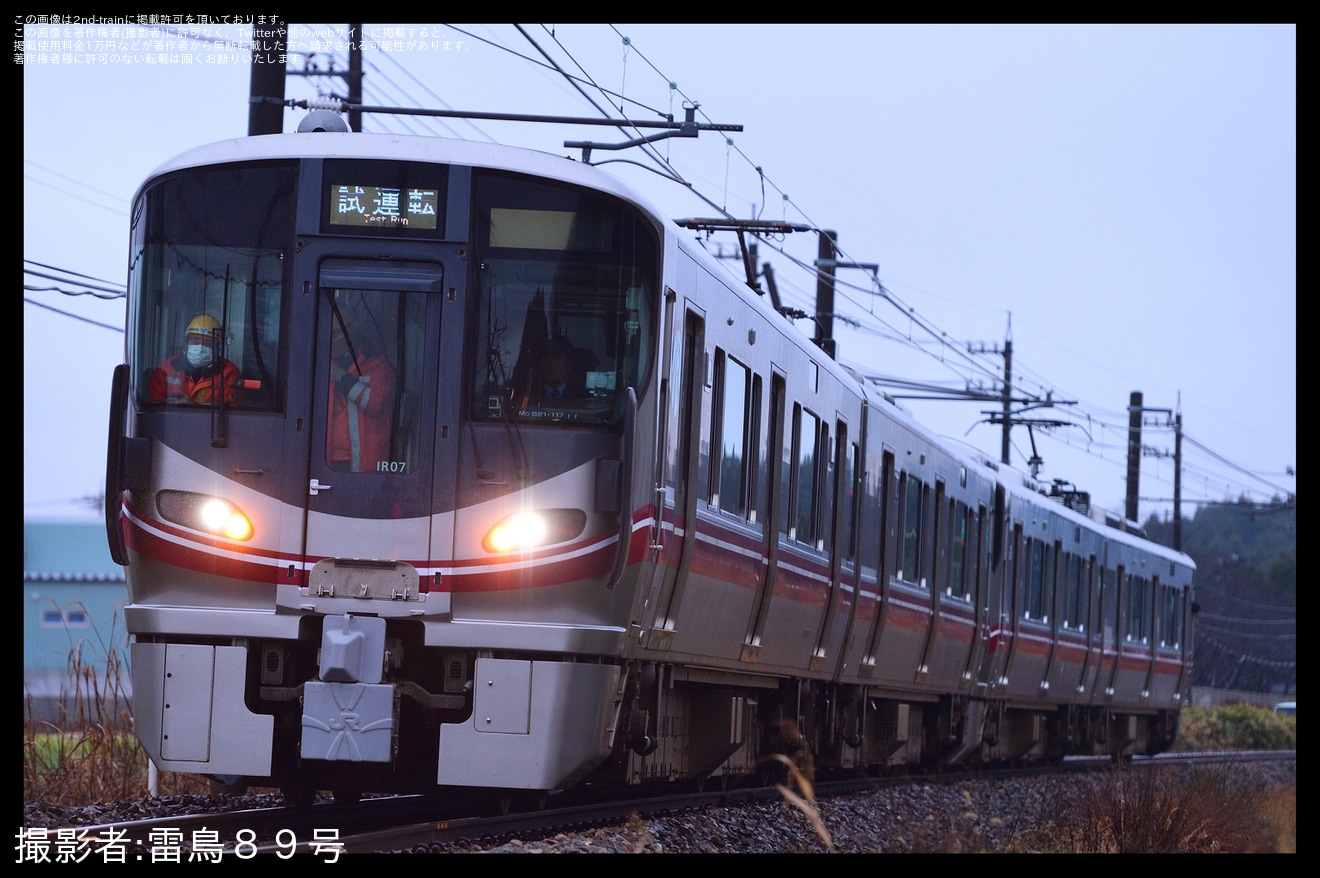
[[24, 759, 1295, 854]]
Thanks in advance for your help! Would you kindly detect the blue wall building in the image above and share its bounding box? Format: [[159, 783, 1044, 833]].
[[23, 519, 130, 721]]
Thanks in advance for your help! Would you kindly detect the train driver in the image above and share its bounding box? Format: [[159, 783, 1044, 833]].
[[533, 336, 588, 401], [148, 313, 243, 405]]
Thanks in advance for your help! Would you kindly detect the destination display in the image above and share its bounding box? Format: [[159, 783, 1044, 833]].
[[329, 183, 439, 229]]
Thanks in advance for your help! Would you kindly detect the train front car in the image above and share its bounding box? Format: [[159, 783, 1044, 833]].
[[106, 132, 660, 800]]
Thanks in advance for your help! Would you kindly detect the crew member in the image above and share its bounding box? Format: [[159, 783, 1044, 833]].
[[149, 314, 242, 405], [328, 307, 396, 472]]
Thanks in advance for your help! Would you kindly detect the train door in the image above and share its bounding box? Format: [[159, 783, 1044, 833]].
[[742, 371, 786, 659], [829, 410, 867, 681], [300, 259, 443, 589], [1100, 565, 1124, 698], [860, 449, 897, 667], [639, 303, 704, 647], [914, 479, 947, 684], [986, 518, 1022, 691], [1140, 575, 1161, 698], [1039, 540, 1063, 688], [816, 424, 857, 677], [960, 503, 992, 685], [1078, 555, 1101, 696]]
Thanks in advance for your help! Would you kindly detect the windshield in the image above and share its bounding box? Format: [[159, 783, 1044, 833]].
[[467, 172, 656, 427], [128, 162, 295, 411]]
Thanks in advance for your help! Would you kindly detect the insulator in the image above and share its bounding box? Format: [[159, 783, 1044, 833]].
[[304, 97, 345, 111]]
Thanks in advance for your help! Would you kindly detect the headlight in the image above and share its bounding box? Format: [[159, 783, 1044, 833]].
[[482, 508, 586, 553], [157, 490, 254, 541]]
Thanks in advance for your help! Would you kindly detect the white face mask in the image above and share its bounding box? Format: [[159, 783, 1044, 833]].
[[186, 344, 214, 368]]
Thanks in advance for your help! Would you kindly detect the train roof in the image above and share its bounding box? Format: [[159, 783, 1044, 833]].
[[135, 129, 673, 225]]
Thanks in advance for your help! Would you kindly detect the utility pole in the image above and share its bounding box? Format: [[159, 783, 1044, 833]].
[[971, 318, 1016, 465], [813, 230, 838, 360], [277, 24, 365, 131], [346, 24, 364, 132], [247, 20, 287, 135], [1174, 408, 1183, 551], [812, 232, 879, 363], [1126, 391, 1143, 523], [1001, 338, 1013, 465], [1127, 394, 1181, 545], [977, 321, 1075, 474]]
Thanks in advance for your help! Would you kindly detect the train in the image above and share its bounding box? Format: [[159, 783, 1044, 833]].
[[105, 110, 1195, 804]]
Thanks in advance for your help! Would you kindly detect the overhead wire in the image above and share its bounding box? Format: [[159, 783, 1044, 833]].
[[518, 24, 737, 224], [24, 22, 1291, 514], [585, 32, 1289, 508], [348, 22, 1291, 511]]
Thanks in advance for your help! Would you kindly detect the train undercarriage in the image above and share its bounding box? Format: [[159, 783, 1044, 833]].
[[135, 624, 1178, 802]]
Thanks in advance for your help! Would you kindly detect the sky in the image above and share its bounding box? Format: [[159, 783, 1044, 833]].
[[23, 22, 1295, 527]]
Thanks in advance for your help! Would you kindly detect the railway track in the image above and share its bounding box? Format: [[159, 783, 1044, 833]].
[[22, 751, 1294, 858]]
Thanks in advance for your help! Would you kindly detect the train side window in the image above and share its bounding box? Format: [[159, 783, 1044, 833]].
[[818, 418, 833, 552], [982, 505, 993, 590], [1173, 583, 1185, 647], [1160, 583, 1181, 647], [790, 405, 823, 546], [972, 504, 988, 603], [949, 500, 968, 598], [1007, 523, 1023, 620], [900, 473, 922, 584], [708, 349, 726, 507], [1101, 567, 1117, 648], [1081, 555, 1096, 635], [747, 373, 763, 524], [877, 451, 896, 581], [842, 437, 859, 560], [1025, 538, 1043, 619], [1048, 540, 1062, 624], [1063, 553, 1082, 629], [1127, 574, 1147, 642], [713, 350, 751, 517]]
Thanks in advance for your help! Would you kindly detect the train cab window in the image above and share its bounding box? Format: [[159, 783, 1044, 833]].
[[129, 163, 295, 411], [466, 172, 657, 427]]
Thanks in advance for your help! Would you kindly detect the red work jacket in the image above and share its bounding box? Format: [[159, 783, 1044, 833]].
[[149, 356, 242, 405], [328, 353, 395, 472]]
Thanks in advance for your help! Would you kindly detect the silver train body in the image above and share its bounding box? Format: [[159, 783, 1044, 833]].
[[105, 128, 1195, 798]]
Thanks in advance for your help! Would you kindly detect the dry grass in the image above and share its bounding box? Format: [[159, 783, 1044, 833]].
[[765, 752, 834, 852], [23, 647, 211, 806], [1259, 782, 1297, 854], [1015, 760, 1295, 853]]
